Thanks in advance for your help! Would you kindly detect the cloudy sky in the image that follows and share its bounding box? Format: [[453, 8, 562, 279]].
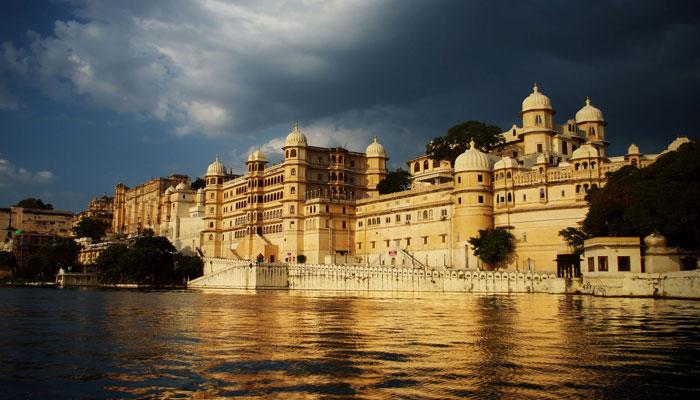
[[1, 0, 698, 211]]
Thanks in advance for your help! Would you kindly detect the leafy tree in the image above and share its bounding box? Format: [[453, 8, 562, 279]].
[[426, 120, 503, 166], [190, 177, 206, 190], [377, 168, 411, 194], [582, 141, 700, 250], [0, 251, 17, 277], [130, 235, 177, 284], [558, 227, 589, 257], [73, 217, 109, 242], [95, 244, 132, 283], [14, 197, 53, 210], [468, 228, 515, 270], [21, 238, 81, 280], [174, 253, 204, 281]]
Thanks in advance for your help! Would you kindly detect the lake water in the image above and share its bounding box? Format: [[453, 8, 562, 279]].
[[1, 288, 699, 399]]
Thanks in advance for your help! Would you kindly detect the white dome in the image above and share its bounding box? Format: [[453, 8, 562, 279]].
[[454, 140, 492, 172], [175, 182, 188, 191], [165, 185, 175, 194], [494, 156, 519, 170], [571, 143, 599, 159], [575, 97, 605, 124], [207, 155, 226, 176], [522, 83, 552, 112], [284, 123, 308, 147], [627, 143, 640, 154], [247, 149, 268, 162], [365, 136, 386, 157]]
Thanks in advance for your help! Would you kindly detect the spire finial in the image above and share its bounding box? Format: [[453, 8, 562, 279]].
[[373, 135, 378, 143], [469, 138, 476, 149], [215, 154, 220, 162], [293, 121, 300, 131], [533, 82, 539, 93], [585, 96, 591, 106]]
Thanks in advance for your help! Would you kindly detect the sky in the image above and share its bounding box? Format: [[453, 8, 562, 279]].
[[1, 0, 699, 212]]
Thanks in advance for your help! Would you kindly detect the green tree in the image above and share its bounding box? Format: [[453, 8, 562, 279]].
[[130, 235, 177, 284], [468, 228, 515, 270], [190, 177, 206, 190], [377, 168, 411, 194], [72, 217, 109, 242], [582, 140, 700, 250], [426, 120, 503, 166], [14, 197, 53, 210], [558, 227, 589, 257], [95, 244, 133, 284], [21, 238, 81, 280], [174, 253, 204, 282]]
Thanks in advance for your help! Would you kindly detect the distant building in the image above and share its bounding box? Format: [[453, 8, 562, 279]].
[[0, 206, 74, 265], [73, 195, 114, 233], [112, 174, 189, 235], [112, 85, 694, 272]]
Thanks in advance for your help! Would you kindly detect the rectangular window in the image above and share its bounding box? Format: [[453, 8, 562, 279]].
[[562, 142, 568, 155], [618, 256, 631, 272], [477, 174, 483, 182], [396, 214, 401, 222], [357, 242, 362, 250], [406, 237, 411, 246], [371, 241, 376, 249], [478, 195, 484, 204], [598, 256, 608, 272], [385, 240, 390, 248], [422, 236, 428, 245], [537, 143, 543, 153], [588, 257, 594, 272], [441, 234, 446, 243], [342, 221, 346, 229], [406, 214, 411, 222]]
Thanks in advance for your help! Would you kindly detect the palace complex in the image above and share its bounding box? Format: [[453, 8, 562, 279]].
[[112, 85, 690, 273]]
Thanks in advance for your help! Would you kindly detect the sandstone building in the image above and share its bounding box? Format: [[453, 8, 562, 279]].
[[117, 85, 690, 273]]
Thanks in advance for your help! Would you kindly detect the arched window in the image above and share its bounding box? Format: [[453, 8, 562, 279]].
[[506, 172, 511, 179], [589, 127, 595, 136], [575, 163, 580, 171], [423, 160, 429, 170], [285, 150, 289, 158], [583, 184, 589, 192], [512, 129, 516, 136], [539, 188, 545, 199], [507, 192, 512, 202], [590, 161, 596, 169], [582, 162, 588, 169], [290, 149, 297, 157], [414, 162, 420, 172], [535, 115, 542, 125], [291, 168, 296, 176], [576, 185, 581, 193], [423, 210, 428, 219], [290, 205, 295, 214], [290, 187, 296, 195]]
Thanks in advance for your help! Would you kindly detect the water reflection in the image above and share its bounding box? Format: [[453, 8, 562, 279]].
[[0, 288, 699, 399]]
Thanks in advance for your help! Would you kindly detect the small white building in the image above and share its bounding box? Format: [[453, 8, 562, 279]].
[[583, 237, 642, 276]]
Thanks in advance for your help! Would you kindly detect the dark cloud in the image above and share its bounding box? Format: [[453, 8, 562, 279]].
[[1, 0, 698, 209]]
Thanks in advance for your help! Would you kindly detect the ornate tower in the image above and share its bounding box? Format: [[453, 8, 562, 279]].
[[282, 124, 308, 261], [365, 137, 388, 194], [521, 84, 556, 155], [575, 97, 608, 156], [203, 155, 225, 257], [451, 140, 494, 269]]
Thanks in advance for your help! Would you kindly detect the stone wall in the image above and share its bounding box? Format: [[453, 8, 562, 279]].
[[581, 270, 700, 299], [189, 257, 566, 293]]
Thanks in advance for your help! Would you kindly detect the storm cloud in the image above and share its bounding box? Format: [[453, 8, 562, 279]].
[[1, 0, 699, 209]]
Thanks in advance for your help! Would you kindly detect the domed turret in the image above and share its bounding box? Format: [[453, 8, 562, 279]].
[[627, 143, 640, 155], [493, 156, 519, 170], [247, 149, 267, 163], [365, 136, 386, 157], [575, 97, 605, 124], [454, 140, 492, 172], [522, 83, 552, 112], [571, 143, 599, 159], [206, 155, 226, 176], [175, 182, 188, 191], [284, 123, 307, 147]]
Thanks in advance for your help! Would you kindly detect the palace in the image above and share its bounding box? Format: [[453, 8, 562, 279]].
[[116, 85, 690, 273]]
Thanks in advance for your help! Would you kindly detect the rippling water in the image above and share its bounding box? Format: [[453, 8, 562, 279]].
[[1, 288, 699, 399]]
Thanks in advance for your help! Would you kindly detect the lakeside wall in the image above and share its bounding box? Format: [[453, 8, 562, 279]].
[[581, 270, 700, 299], [188, 258, 566, 293]]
